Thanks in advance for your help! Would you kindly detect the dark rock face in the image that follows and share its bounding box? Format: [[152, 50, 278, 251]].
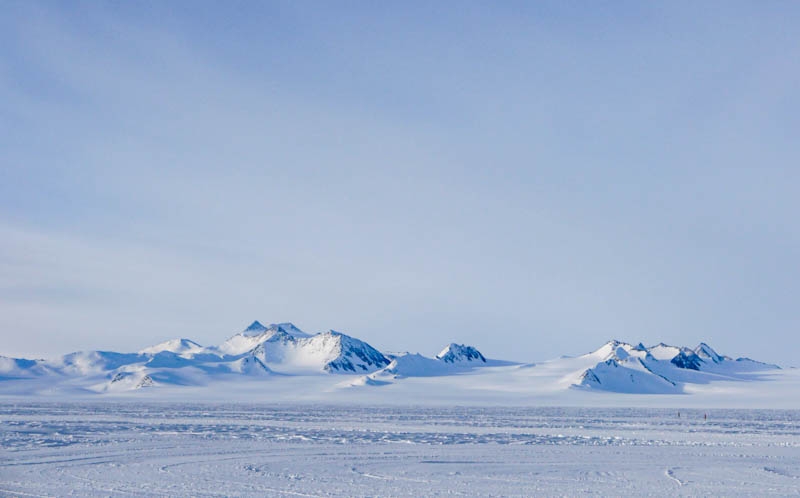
[[671, 351, 703, 371]]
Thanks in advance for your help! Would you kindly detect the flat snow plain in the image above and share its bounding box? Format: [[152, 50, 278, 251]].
[[2, 403, 799, 497]]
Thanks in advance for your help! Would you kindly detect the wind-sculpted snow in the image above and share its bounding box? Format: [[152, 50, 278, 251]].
[[0, 322, 786, 397], [1, 403, 799, 496]]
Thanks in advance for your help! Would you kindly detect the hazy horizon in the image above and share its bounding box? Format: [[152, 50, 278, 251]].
[[2, 2, 799, 365]]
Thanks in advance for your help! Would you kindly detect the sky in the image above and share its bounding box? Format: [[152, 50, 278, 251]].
[[1, 1, 799, 365]]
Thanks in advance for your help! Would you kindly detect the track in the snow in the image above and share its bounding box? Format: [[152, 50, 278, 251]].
[[1, 404, 799, 496]]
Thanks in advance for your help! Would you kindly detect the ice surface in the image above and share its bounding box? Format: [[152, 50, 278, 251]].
[[1, 403, 798, 497]]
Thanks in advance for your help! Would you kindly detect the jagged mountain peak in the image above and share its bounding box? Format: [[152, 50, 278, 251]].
[[0, 325, 785, 396], [670, 350, 703, 370], [572, 339, 784, 394], [219, 322, 310, 356], [587, 340, 640, 361], [243, 320, 267, 334], [695, 342, 724, 363], [243, 321, 309, 338]]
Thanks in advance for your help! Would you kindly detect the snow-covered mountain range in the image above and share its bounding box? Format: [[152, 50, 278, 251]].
[[0, 321, 783, 397], [570, 340, 779, 394]]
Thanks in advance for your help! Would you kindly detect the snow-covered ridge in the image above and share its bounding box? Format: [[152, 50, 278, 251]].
[[572, 340, 780, 394], [217, 321, 312, 356], [0, 325, 783, 397]]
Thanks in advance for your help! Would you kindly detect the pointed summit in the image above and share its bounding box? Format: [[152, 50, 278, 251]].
[[218, 322, 311, 356], [586, 340, 636, 361], [243, 320, 267, 335], [695, 342, 724, 363]]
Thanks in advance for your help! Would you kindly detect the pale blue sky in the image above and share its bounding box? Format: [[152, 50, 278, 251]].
[[2, 2, 799, 364]]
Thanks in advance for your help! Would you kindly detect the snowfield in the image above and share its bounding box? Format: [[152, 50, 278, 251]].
[[3, 322, 799, 495], [1, 403, 799, 496]]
